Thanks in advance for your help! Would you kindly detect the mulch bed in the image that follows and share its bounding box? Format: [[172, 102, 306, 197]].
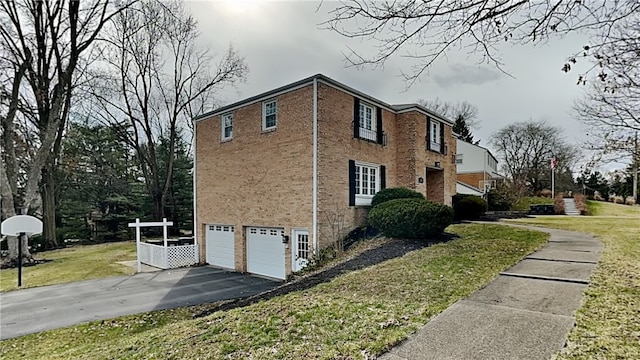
[[193, 233, 456, 318]]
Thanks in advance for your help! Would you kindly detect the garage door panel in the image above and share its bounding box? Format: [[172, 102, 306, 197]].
[[247, 227, 285, 280], [206, 225, 235, 269]]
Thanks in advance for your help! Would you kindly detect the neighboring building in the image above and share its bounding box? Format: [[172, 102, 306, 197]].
[[194, 74, 457, 279], [455, 139, 502, 196]]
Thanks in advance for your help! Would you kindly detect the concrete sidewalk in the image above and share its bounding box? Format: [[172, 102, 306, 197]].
[[380, 223, 602, 360]]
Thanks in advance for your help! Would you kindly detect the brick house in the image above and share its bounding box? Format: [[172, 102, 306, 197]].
[[455, 139, 503, 197], [194, 74, 457, 280]]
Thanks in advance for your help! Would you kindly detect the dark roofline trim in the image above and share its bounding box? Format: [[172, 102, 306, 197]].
[[317, 78, 397, 113], [193, 73, 453, 124], [193, 76, 317, 122]]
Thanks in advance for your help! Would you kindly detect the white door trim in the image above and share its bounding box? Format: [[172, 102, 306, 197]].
[[292, 228, 310, 272]]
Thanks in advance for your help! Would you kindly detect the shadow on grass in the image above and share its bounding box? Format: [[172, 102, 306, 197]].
[[193, 232, 459, 319]]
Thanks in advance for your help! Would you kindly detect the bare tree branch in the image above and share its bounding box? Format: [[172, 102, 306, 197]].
[[323, 0, 640, 84], [83, 0, 247, 221]]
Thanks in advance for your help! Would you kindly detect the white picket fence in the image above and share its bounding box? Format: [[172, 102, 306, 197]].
[[128, 218, 198, 272]]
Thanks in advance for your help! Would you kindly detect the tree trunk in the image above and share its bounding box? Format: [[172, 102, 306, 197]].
[[152, 191, 165, 221], [1, 157, 32, 261], [41, 166, 59, 249]]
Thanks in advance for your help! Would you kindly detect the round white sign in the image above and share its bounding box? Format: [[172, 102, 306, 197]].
[[1, 215, 43, 236]]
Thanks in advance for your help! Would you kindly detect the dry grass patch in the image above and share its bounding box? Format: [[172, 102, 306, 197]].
[[0, 242, 137, 292], [508, 203, 640, 359], [0, 224, 547, 359]]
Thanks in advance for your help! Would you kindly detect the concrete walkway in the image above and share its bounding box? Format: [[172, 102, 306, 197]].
[[380, 223, 602, 360], [563, 198, 580, 216]]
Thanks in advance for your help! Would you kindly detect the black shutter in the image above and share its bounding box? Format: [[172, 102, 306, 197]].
[[349, 160, 356, 206], [440, 122, 445, 154], [426, 116, 431, 150], [353, 97, 360, 139], [376, 107, 383, 144], [380, 165, 386, 190]]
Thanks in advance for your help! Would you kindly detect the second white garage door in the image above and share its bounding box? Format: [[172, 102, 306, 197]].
[[247, 227, 285, 280], [206, 224, 235, 269]]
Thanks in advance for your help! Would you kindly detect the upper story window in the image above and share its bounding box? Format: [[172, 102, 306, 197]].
[[456, 154, 463, 164], [353, 98, 384, 144], [430, 120, 441, 151], [358, 103, 376, 141], [262, 99, 277, 130], [222, 113, 233, 141]]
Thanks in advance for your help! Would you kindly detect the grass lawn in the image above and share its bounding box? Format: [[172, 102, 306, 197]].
[[507, 201, 640, 359], [0, 242, 137, 292], [0, 224, 548, 359], [586, 199, 640, 217], [512, 196, 554, 211]]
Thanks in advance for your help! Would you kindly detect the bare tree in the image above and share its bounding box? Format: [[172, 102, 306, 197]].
[[574, 11, 639, 131], [0, 0, 132, 263], [324, 1, 640, 85], [419, 98, 479, 143], [573, 11, 640, 199], [490, 120, 578, 194], [87, 0, 247, 222]]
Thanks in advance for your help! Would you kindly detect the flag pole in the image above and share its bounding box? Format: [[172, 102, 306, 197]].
[[552, 167, 555, 198], [551, 155, 557, 198]]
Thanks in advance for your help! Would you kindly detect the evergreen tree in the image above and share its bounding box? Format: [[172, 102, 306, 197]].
[[420, 99, 480, 144], [155, 134, 193, 235], [57, 122, 141, 242], [453, 115, 477, 144]]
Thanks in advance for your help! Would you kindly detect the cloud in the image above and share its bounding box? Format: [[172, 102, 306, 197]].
[[433, 64, 502, 88]]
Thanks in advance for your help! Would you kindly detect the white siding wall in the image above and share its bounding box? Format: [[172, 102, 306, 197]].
[[456, 140, 488, 173]]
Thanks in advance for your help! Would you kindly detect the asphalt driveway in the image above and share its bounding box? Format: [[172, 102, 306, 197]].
[[0, 266, 278, 340]]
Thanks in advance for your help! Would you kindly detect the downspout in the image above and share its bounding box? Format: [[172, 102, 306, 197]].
[[483, 151, 488, 200], [192, 121, 199, 262], [312, 78, 318, 254]]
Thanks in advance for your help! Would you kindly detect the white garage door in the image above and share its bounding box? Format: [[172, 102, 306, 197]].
[[247, 227, 285, 280], [206, 224, 235, 269]]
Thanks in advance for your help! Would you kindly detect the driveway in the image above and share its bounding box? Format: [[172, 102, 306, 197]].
[[0, 266, 278, 340]]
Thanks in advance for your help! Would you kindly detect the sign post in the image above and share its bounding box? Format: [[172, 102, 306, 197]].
[[1, 215, 43, 287]]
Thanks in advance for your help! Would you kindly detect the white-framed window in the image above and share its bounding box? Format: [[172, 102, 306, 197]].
[[456, 154, 463, 164], [358, 102, 376, 141], [355, 162, 379, 205], [222, 113, 233, 140], [430, 120, 441, 151], [297, 232, 309, 260], [262, 99, 277, 130]]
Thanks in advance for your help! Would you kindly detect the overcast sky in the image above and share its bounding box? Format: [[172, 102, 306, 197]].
[[186, 0, 596, 168]]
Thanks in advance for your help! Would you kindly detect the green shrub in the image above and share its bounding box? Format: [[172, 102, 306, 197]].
[[452, 194, 488, 220], [368, 198, 453, 239], [487, 188, 514, 211], [370, 187, 424, 208]]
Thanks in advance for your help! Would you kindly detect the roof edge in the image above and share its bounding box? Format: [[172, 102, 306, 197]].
[[193, 73, 454, 124]]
